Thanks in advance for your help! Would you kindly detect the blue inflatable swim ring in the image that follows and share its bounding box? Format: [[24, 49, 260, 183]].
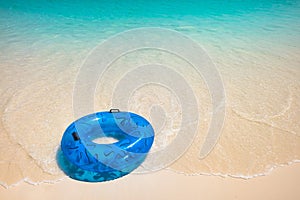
[[60, 109, 154, 182]]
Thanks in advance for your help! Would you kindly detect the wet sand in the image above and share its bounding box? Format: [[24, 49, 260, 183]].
[[1, 47, 299, 186]]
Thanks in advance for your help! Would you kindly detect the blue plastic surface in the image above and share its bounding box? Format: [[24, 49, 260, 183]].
[[60, 110, 154, 182]]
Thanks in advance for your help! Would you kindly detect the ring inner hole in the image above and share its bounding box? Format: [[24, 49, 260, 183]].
[[92, 136, 119, 144], [91, 126, 126, 144]]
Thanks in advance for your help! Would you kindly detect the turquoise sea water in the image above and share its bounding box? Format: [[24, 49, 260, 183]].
[[0, 1, 299, 75], [1, 0, 299, 48], [0, 0, 299, 84], [0, 1, 299, 85]]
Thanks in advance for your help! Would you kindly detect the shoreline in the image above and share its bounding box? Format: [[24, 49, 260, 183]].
[[1, 162, 300, 199]]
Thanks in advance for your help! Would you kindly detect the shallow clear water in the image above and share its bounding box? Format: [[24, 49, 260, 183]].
[[0, 0, 300, 187]]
